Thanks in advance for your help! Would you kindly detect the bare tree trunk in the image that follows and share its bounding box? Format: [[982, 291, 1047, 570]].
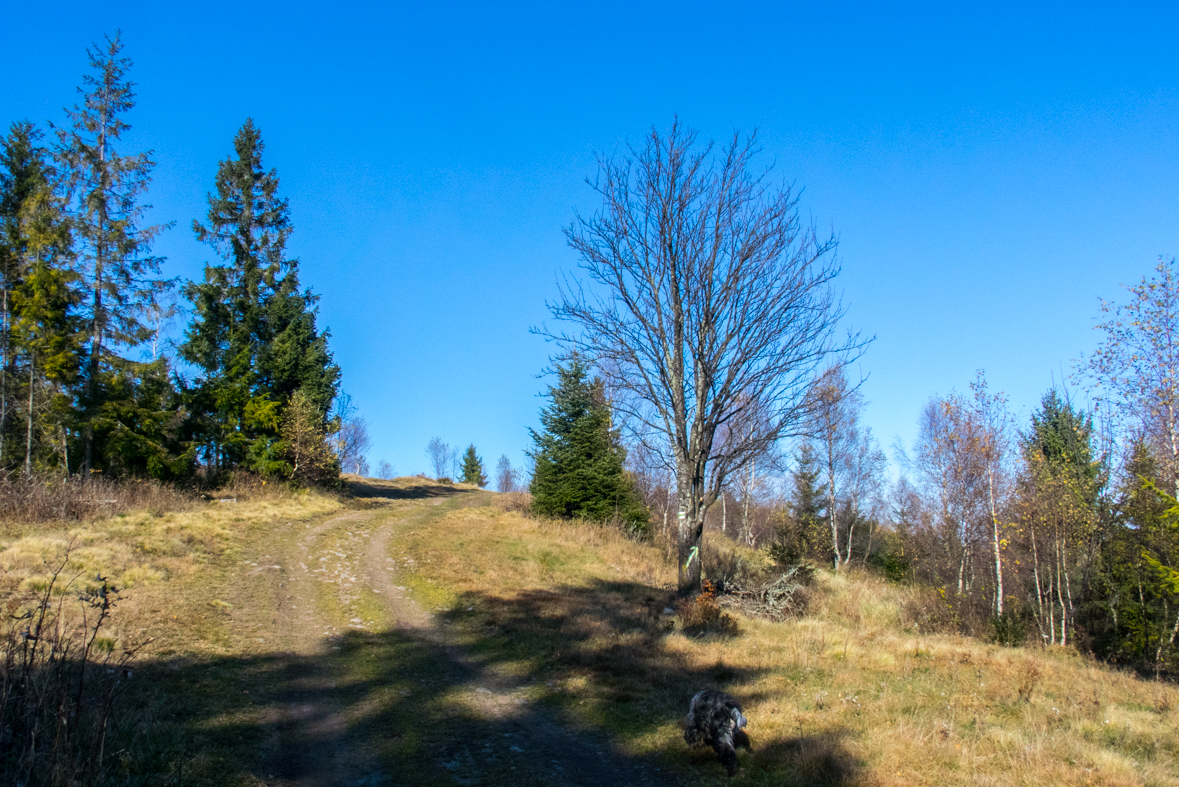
[[844, 513, 856, 566], [957, 545, 967, 596], [965, 547, 973, 593], [721, 492, 727, 534], [988, 463, 1005, 615], [24, 349, 34, 474], [1157, 601, 1170, 673], [1, 286, 7, 464], [83, 110, 109, 475], [827, 448, 840, 570], [1030, 523, 1047, 642], [1055, 535, 1068, 646], [742, 455, 754, 540], [1049, 588, 1057, 646], [662, 465, 673, 539], [676, 463, 705, 595]]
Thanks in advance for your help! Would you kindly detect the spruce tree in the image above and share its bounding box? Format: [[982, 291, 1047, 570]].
[[54, 32, 171, 471], [180, 119, 338, 474], [460, 444, 487, 486], [1, 122, 78, 473], [1025, 389, 1101, 505], [770, 441, 828, 566], [529, 356, 647, 530]]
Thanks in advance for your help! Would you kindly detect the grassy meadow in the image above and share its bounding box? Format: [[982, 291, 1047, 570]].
[[384, 495, 1179, 786], [0, 481, 1176, 785]]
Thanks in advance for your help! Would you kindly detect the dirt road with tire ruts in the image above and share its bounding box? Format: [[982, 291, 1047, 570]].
[[223, 479, 680, 787]]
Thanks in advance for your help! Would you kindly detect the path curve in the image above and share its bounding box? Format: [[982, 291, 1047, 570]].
[[234, 487, 680, 786]]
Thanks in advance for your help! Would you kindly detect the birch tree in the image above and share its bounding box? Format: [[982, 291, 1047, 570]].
[[808, 366, 865, 569], [968, 373, 1014, 615], [913, 393, 988, 597], [1019, 389, 1101, 645], [1084, 256, 1179, 496], [547, 120, 860, 595]]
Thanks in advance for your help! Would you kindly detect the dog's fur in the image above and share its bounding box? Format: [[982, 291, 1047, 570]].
[[683, 689, 751, 775]]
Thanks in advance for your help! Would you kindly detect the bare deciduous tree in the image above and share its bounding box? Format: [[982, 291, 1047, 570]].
[[546, 120, 862, 595], [426, 437, 453, 480], [377, 459, 395, 480], [494, 454, 517, 493], [913, 393, 988, 597], [330, 393, 372, 475], [910, 377, 1014, 613], [805, 366, 888, 568], [808, 366, 862, 570], [842, 425, 888, 566], [968, 373, 1014, 615], [1084, 256, 1179, 496]]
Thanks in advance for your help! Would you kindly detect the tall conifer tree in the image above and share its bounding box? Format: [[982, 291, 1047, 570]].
[[460, 444, 487, 487], [181, 119, 338, 474], [55, 32, 170, 471], [1, 122, 78, 472], [770, 441, 829, 566], [529, 356, 647, 530]]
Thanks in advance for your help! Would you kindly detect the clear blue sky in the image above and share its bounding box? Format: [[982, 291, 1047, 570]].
[[5, 1, 1178, 479]]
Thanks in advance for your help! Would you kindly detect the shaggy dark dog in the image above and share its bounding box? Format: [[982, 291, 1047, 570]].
[[683, 689, 752, 775]]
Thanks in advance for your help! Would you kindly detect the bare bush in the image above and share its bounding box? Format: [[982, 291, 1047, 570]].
[[676, 580, 739, 636], [492, 491, 534, 516], [0, 472, 194, 527], [0, 544, 140, 784], [900, 584, 994, 636]]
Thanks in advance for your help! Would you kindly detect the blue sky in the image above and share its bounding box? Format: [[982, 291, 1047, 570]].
[[5, 1, 1178, 479]]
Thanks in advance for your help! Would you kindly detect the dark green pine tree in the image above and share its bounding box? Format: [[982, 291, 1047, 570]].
[[770, 441, 828, 567], [1088, 442, 1179, 673], [529, 356, 648, 531], [180, 119, 338, 475], [1025, 388, 1101, 506], [2, 121, 52, 469], [460, 444, 487, 487], [54, 32, 171, 472]]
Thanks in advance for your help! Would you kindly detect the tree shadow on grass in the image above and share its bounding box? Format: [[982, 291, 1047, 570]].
[[749, 729, 864, 786], [105, 578, 862, 786], [344, 476, 477, 501]]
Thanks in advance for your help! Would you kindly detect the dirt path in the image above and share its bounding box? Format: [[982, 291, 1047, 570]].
[[228, 487, 680, 787]]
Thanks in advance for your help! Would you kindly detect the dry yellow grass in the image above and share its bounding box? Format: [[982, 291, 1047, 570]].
[[5, 482, 1173, 786], [398, 502, 1179, 786], [0, 488, 344, 656]]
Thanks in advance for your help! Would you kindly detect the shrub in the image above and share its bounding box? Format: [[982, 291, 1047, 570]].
[[990, 604, 1031, 647], [0, 544, 139, 784], [901, 585, 995, 637], [0, 472, 194, 528], [677, 580, 740, 636]]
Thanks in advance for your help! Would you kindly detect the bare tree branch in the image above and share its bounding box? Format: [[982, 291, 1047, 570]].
[[539, 119, 867, 594]]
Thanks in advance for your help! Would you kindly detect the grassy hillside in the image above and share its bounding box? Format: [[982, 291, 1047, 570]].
[[1, 482, 1176, 786], [383, 495, 1179, 786]]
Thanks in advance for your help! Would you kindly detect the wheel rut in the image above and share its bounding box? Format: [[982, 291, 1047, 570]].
[[235, 490, 679, 787]]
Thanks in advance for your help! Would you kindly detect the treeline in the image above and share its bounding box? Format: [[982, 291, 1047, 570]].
[[622, 260, 1179, 678], [0, 34, 358, 484]]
